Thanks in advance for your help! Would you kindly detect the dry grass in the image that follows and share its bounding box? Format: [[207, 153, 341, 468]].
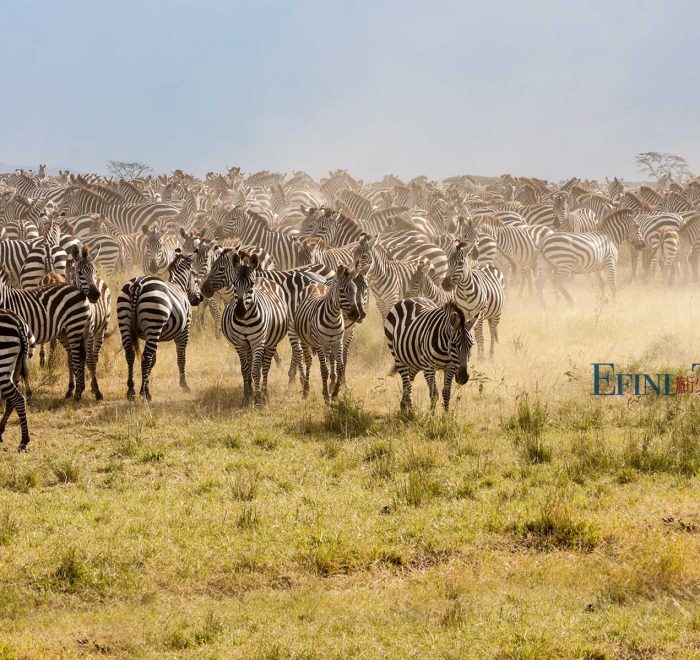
[[0, 275, 700, 657]]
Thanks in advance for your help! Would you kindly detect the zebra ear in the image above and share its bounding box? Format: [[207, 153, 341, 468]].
[[179, 226, 187, 238], [231, 251, 241, 267], [68, 243, 80, 259], [464, 315, 478, 332], [468, 244, 479, 260], [449, 309, 463, 330], [142, 224, 150, 235], [250, 253, 259, 268]]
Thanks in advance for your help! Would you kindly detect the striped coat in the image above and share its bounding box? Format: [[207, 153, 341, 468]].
[[384, 299, 475, 412]]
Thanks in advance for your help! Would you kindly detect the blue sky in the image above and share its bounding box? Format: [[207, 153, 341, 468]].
[[0, 0, 697, 181]]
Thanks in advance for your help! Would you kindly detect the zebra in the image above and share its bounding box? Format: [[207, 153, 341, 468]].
[[18, 238, 68, 288], [66, 244, 111, 400], [409, 259, 452, 304], [0, 269, 94, 399], [219, 253, 289, 408], [647, 227, 680, 283], [117, 250, 203, 401], [142, 224, 179, 275], [384, 298, 476, 413], [535, 210, 645, 305], [295, 237, 358, 271], [213, 206, 298, 269], [201, 247, 328, 384], [442, 240, 505, 360], [0, 237, 58, 285], [671, 214, 700, 283], [294, 265, 360, 402], [553, 195, 597, 233], [631, 213, 684, 279], [0, 309, 35, 451], [352, 234, 426, 320]]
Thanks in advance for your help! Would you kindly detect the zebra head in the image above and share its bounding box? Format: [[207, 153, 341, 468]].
[[353, 271, 369, 323], [442, 240, 476, 291], [168, 249, 203, 307], [409, 259, 433, 298], [445, 303, 477, 386], [231, 253, 258, 320], [66, 244, 101, 303], [296, 237, 319, 266], [352, 234, 378, 272], [212, 205, 245, 240], [298, 206, 327, 239], [457, 216, 479, 244], [142, 224, 170, 275], [201, 246, 238, 298], [179, 226, 204, 253], [331, 264, 360, 323]]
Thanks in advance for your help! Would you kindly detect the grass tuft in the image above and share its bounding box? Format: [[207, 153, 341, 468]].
[[323, 392, 374, 437]]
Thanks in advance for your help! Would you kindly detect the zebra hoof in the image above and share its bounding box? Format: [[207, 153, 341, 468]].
[[64, 390, 74, 400], [180, 384, 191, 394], [94, 390, 104, 401], [18, 444, 28, 453], [126, 390, 135, 401], [74, 393, 83, 402]]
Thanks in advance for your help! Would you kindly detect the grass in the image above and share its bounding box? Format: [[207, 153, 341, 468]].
[[0, 277, 700, 657]]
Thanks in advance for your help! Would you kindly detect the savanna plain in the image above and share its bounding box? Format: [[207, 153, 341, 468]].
[[1, 273, 699, 659]]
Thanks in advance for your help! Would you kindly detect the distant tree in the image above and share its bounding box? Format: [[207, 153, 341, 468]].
[[106, 160, 153, 180], [635, 152, 692, 182]]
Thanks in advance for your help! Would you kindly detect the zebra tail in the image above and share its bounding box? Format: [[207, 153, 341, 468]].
[[15, 324, 32, 397], [128, 280, 142, 358]]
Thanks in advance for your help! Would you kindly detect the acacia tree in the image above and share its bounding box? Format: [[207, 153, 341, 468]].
[[635, 152, 692, 182], [106, 160, 153, 180]]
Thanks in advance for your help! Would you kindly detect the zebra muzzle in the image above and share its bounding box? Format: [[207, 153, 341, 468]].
[[456, 367, 469, 385], [87, 286, 101, 303], [442, 278, 454, 291]]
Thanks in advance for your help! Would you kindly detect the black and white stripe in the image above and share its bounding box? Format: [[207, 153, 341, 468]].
[[384, 298, 475, 412], [117, 250, 203, 401]]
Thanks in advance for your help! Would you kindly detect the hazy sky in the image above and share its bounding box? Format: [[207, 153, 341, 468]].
[[0, 0, 697, 181]]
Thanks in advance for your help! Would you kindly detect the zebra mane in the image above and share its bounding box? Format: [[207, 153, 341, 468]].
[[597, 209, 632, 229]]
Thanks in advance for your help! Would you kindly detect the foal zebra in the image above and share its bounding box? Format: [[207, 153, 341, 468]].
[[142, 224, 179, 275], [219, 253, 289, 409], [442, 241, 505, 360], [384, 298, 476, 412], [294, 265, 360, 402], [0, 309, 35, 451], [117, 250, 203, 401]]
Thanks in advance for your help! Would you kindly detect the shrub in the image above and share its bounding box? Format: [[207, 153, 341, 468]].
[[323, 393, 374, 437]]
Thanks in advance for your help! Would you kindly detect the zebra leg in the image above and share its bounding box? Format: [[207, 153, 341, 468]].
[[488, 316, 500, 359], [328, 351, 337, 395], [10, 385, 30, 451], [175, 336, 191, 393], [39, 344, 46, 368], [550, 271, 573, 305], [58, 335, 75, 399], [124, 339, 137, 401], [140, 338, 159, 402], [0, 394, 13, 447], [287, 330, 303, 385], [301, 346, 313, 399], [261, 347, 277, 404], [208, 300, 222, 338], [317, 347, 331, 403], [47, 338, 58, 367], [424, 369, 438, 412], [251, 345, 265, 410], [535, 256, 548, 308], [332, 342, 345, 398], [630, 247, 640, 279], [238, 346, 252, 407], [474, 319, 485, 360], [604, 258, 617, 302], [398, 366, 416, 412], [340, 326, 356, 387], [442, 368, 455, 412], [88, 330, 105, 401]]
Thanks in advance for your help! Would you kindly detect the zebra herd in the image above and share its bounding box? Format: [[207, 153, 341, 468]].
[[0, 167, 698, 449]]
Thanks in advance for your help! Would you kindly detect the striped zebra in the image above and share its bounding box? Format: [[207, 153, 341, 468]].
[[0, 309, 35, 451], [553, 195, 597, 233], [142, 224, 179, 275], [353, 234, 426, 320], [409, 260, 452, 304], [294, 265, 360, 402], [117, 250, 203, 401], [442, 241, 505, 359], [631, 213, 684, 279], [384, 298, 476, 413], [0, 237, 59, 285], [201, 247, 327, 384], [18, 238, 68, 288], [295, 237, 358, 270], [213, 206, 298, 269], [219, 253, 289, 408], [647, 227, 680, 283], [535, 210, 644, 305], [0, 270, 94, 399], [671, 214, 700, 283], [64, 186, 183, 234], [66, 244, 111, 400]]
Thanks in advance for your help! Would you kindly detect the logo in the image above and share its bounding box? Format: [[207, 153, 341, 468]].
[[592, 363, 700, 396]]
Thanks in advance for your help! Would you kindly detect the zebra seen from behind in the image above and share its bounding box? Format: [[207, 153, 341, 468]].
[[0, 309, 35, 451], [117, 249, 203, 401]]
